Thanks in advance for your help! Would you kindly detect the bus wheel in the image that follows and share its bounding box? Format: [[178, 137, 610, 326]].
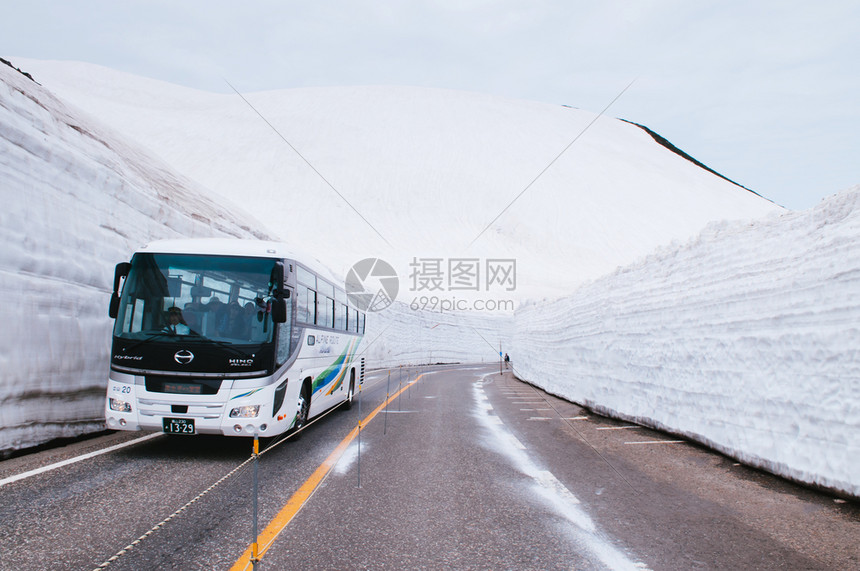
[[294, 382, 311, 435], [344, 371, 355, 410]]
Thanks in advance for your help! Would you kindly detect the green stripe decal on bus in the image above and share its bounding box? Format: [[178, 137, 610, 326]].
[[230, 388, 264, 400], [312, 338, 360, 396]]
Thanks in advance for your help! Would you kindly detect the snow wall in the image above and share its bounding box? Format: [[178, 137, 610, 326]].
[[511, 188, 860, 497]]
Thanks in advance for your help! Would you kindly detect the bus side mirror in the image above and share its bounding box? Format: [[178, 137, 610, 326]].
[[271, 298, 288, 323], [109, 262, 131, 319], [271, 261, 285, 297], [109, 295, 120, 319]]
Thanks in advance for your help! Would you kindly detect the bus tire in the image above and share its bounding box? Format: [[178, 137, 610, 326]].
[[294, 380, 311, 438], [343, 370, 356, 410]]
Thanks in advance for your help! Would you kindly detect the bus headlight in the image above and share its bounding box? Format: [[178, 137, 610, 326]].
[[229, 405, 261, 418], [109, 398, 132, 413]]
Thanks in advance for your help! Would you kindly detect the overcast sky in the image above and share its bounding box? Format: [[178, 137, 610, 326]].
[[3, 0, 857, 210]]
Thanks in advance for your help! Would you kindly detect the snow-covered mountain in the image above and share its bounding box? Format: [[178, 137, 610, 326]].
[[17, 59, 778, 296]]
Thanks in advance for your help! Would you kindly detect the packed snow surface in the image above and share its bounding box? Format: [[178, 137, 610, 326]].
[[3, 58, 857, 500]]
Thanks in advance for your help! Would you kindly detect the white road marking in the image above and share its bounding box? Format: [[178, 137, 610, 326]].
[[564, 416, 589, 420], [0, 433, 163, 488], [624, 440, 686, 445], [528, 417, 552, 421], [596, 426, 640, 430]]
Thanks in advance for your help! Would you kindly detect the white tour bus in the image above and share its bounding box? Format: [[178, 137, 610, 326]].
[[105, 239, 366, 438]]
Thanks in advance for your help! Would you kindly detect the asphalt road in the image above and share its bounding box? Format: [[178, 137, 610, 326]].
[[0, 364, 856, 570]]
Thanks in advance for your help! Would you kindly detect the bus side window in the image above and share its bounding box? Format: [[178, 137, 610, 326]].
[[297, 266, 315, 290], [308, 289, 317, 324], [314, 291, 322, 326], [276, 311, 292, 366], [317, 296, 325, 328], [336, 303, 347, 330], [297, 285, 316, 324]]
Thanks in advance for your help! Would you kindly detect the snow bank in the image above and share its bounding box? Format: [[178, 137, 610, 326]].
[[511, 188, 860, 497], [0, 63, 269, 453]]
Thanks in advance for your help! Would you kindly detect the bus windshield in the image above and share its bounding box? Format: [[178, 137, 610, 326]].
[[114, 253, 278, 346]]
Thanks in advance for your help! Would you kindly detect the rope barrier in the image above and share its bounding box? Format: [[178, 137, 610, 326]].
[[91, 397, 350, 570]]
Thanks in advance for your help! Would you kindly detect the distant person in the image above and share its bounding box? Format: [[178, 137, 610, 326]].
[[163, 307, 191, 335], [504, 353, 510, 369]]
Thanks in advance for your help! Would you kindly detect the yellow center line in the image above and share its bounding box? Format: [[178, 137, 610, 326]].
[[231, 373, 425, 571]]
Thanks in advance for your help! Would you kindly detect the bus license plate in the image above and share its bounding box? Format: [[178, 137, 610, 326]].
[[163, 418, 195, 434]]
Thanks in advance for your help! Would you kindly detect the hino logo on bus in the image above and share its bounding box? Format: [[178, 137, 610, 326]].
[[174, 350, 195, 365], [229, 358, 254, 367]]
